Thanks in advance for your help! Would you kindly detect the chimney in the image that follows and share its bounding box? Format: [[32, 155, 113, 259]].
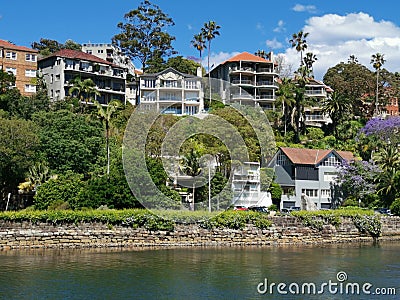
[[196, 67, 202, 77]]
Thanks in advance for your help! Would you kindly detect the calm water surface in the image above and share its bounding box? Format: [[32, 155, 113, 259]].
[[0, 242, 399, 299]]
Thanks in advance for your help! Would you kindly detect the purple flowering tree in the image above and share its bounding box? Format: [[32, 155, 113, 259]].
[[360, 116, 400, 144], [333, 160, 381, 207]]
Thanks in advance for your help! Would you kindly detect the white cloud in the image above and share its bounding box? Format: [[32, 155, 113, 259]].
[[266, 38, 283, 49], [292, 4, 317, 13], [280, 12, 400, 80], [273, 20, 286, 33], [203, 51, 241, 71]]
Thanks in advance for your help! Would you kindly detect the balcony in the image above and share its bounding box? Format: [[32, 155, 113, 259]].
[[305, 115, 327, 121], [159, 96, 182, 102], [256, 95, 275, 100], [256, 80, 274, 86], [231, 94, 255, 100], [256, 67, 273, 73], [230, 66, 255, 73], [305, 89, 327, 97], [231, 79, 254, 86]]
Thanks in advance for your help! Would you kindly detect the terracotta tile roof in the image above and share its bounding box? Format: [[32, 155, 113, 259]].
[[0, 39, 38, 53], [280, 147, 354, 165], [224, 52, 272, 63], [42, 49, 120, 67]]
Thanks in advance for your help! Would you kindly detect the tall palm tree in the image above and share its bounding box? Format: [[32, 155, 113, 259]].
[[201, 21, 221, 107], [191, 33, 206, 69], [370, 53, 386, 116], [276, 78, 296, 138], [94, 100, 121, 176], [180, 148, 202, 210], [289, 31, 309, 66]]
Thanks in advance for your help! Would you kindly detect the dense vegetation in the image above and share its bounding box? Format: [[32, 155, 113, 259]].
[[1, 0, 399, 216]]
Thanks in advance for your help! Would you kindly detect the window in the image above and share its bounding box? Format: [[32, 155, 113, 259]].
[[55, 74, 60, 81], [25, 69, 36, 77], [320, 189, 331, 198], [25, 84, 36, 93], [302, 189, 318, 198], [143, 79, 156, 88], [0, 49, 2, 57], [6, 67, 16, 75], [6, 51, 17, 60], [277, 153, 289, 166], [25, 53, 36, 62], [97, 49, 104, 53], [86, 50, 93, 54], [324, 172, 337, 182], [322, 153, 341, 166]]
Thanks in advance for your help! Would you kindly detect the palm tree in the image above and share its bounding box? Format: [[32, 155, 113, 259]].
[[69, 77, 100, 111], [191, 33, 206, 69], [201, 21, 221, 107], [180, 148, 202, 210], [94, 100, 121, 176], [348, 55, 359, 64], [370, 53, 385, 115], [373, 145, 400, 172], [303, 52, 317, 77], [276, 78, 296, 138], [322, 91, 351, 138], [289, 31, 309, 66]]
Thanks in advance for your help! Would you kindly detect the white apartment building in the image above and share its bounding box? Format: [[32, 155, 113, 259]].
[[210, 52, 278, 110], [38, 49, 126, 105], [304, 79, 333, 127], [232, 162, 272, 208], [139, 67, 204, 115]]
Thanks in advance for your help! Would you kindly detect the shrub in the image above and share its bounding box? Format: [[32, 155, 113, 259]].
[[202, 210, 272, 230], [390, 198, 400, 216]]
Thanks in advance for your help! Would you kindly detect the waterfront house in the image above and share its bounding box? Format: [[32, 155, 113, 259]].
[[270, 147, 355, 209]]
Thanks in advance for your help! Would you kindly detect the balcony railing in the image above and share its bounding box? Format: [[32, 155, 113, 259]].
[[160, 83, 182, 88], [256, 81, 273, 86], [231, 79, 254, 85], [232, 94, 254, 100], [256, 67, 273, 73], [231, 66, 255, 73], [305, 115, 327, 121], [256, 95, 275, 100], [159, 97, 182, 102], [305, 89, 326, 96]]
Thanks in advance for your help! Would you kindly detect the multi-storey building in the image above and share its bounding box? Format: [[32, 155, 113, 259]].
[[270, 147, 354, 210], [210, 52, 278, 110], [139, 67, 203, 115], [303, 79, 333, 127], [38, 49, 126, 105], [82, 43, 139, 105], [0, 40, 38, 96], [232, 162, 272, 208]]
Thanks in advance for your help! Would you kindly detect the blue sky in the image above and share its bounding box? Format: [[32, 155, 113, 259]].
[[1, 0, 399, 79]]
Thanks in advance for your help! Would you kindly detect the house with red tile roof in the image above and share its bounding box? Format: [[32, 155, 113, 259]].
[[0, 40, 38, 96], [270, 147, 355, 210], [210, 51, 278, 110], [38, 49, 127, 105]]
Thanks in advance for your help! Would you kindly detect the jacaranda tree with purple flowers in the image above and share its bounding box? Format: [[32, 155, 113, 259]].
[[333, 159, 381, 207]]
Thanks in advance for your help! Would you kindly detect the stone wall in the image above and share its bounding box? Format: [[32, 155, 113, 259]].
[[0, 216, 399, 250]]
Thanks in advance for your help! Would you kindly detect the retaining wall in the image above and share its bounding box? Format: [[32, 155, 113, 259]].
[[0, 216, 399, 249]]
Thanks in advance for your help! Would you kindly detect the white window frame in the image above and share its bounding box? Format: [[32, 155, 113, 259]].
[[6, 51, 17, 60], [25, 53, 37, 62], [302, 189, 318, 198], [25, 69, 36, 77], [6, 67, 16, 75], [24, 84, 36, 93]]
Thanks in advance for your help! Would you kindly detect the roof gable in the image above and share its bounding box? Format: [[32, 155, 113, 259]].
[[279, 147, 354, 165]]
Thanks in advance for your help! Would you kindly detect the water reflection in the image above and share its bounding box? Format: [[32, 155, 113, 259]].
[[0, 242, 399, 299]]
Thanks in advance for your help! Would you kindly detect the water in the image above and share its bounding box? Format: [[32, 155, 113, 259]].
[[0, 242, 399, 299]]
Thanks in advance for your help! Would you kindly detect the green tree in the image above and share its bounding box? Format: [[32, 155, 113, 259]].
[[201, 21, 221, 106], [31, 38, 81, 56], [323, 61, 375, 118], [94, 100, 121, 176], [322, 91, 351, 138], [370, 53, 385, 115], [180, 149, 202, 210], [0, 118, 39, 202], [303, 52, 317, 77], [0, 69, 16, 93], [68, 77, 100, 109], [289, 30, 309, 66], [33, 110, 104, 175], [191, 33, 206, 68], [275, 77, 296, 138], [112, 0, 176, 71]]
